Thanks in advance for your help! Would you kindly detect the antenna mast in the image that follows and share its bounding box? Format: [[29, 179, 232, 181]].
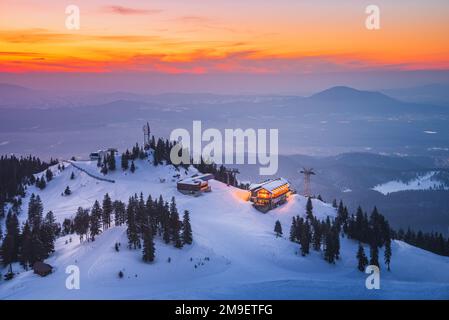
[[300, 167, 315, 197]]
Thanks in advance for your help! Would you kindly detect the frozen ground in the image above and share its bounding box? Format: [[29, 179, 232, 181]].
[[1, 159, 448, 299]]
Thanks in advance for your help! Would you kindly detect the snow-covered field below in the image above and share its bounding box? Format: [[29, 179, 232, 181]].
[[1, 159, 448, 299], [372, 171, 449, 195]]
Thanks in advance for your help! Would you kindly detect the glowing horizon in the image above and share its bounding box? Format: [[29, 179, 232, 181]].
[[1, 0, 449, 74]]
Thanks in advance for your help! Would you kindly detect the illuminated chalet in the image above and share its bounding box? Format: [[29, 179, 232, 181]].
[[249, 178, 292, 212]]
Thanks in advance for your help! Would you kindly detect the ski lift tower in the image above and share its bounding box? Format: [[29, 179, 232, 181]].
[[143, 122, 151, 149], [300, 167, 315, 197]]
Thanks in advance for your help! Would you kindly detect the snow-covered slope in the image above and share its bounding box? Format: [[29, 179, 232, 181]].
[[1, 158, 448, 299], [373, 171, 449, 195]]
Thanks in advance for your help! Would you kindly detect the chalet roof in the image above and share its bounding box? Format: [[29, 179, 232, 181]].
[[249, 178, 289, 192], [178, 173, 212, 186]]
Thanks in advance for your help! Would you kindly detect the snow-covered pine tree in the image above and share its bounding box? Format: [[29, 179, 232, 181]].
[[126, 197, 140, 249], [182, 210, 193, 245], [142, 227, 155, 263], [306, 197, 313, 221], [102, 193, 113, 229], [121, 153, 129, 170], [356, 242, 368, 272], [169, 197, 183, 248], [45, 168, 53, 182], [74, 207, 90, 243], [90, 200, 102, 241], [369, 243, 379, 267], [274, 220, 283, 237], [19, 222, 32, 270], [289, 217, 297, 242], [1, 212, 20, 273]]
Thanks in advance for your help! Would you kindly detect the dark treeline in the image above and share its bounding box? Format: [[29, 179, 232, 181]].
[[282, 197, 393, 270], [63, 193, 192, 264], [287, 198, 342, 264], [395, 228, 449, 257], [1, 193, 59, 278], [116, 137, 239, 186], [150, 136, 239, 186], [1, 191, 192, 279], [0, 155, 56, 211]]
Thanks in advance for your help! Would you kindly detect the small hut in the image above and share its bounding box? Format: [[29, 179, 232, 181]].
[[33, 262, 53, 277], [177, 173, 213, 195]]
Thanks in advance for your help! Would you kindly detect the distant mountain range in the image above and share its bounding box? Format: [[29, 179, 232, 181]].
[[383, 84, 449, 107], [1, 82, 449, 112]]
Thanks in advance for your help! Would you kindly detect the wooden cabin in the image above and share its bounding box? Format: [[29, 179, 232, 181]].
[[177, 173, 213, 195], [249, 178, 292, 212], [33, 261, 53, 277]]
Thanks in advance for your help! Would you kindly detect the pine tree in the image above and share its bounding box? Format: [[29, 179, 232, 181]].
[[324, 228, 335, 263], [356, 243, 368, 272], [289, 217, 297, 242], [102, 193, 113, 229], [333, 226, 340, 260], [62, 218, 72, 235], [19, 222, 32, 269], [169, 197, 182, 248], [113, 200, 126, 226], [142, 227, 155, 262], [299, 219, 311, 256], [28, 194, 44, 230], [64, 186, 71, 195], [74, 207, 90, 242], [332, 199, 338, 208], [306, 197, 313, 220], [274, 220, 282, 237], [1, 213, 20, 271], [312, 220, 322, 251], [126, 198, 140, 249], [45, 168, 53, 182], [108, 152, 116, 171], [37, 176, 47, 189], [369, 243, 379, 267], [70, 171, 75, 180], [384, 238, 392, 271], [39, 213, 57, 258], [130, 161, 136, 173], [90, 201, 102, 241], [182, 210, 193, 245], [121, 153, 129, 170]]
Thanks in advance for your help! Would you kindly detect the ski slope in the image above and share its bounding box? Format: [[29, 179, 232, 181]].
[[1, 158, 448, 299]]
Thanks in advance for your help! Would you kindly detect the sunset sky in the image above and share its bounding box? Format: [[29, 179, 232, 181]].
[[1, 0, 449, 92]]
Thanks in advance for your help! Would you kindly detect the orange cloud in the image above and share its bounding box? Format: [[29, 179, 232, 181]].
[[100, 6, 162, 15]]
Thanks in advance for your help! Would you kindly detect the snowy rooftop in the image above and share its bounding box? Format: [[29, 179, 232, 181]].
[[178, 173, 212, 185], [249, 178, 289, 192]]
